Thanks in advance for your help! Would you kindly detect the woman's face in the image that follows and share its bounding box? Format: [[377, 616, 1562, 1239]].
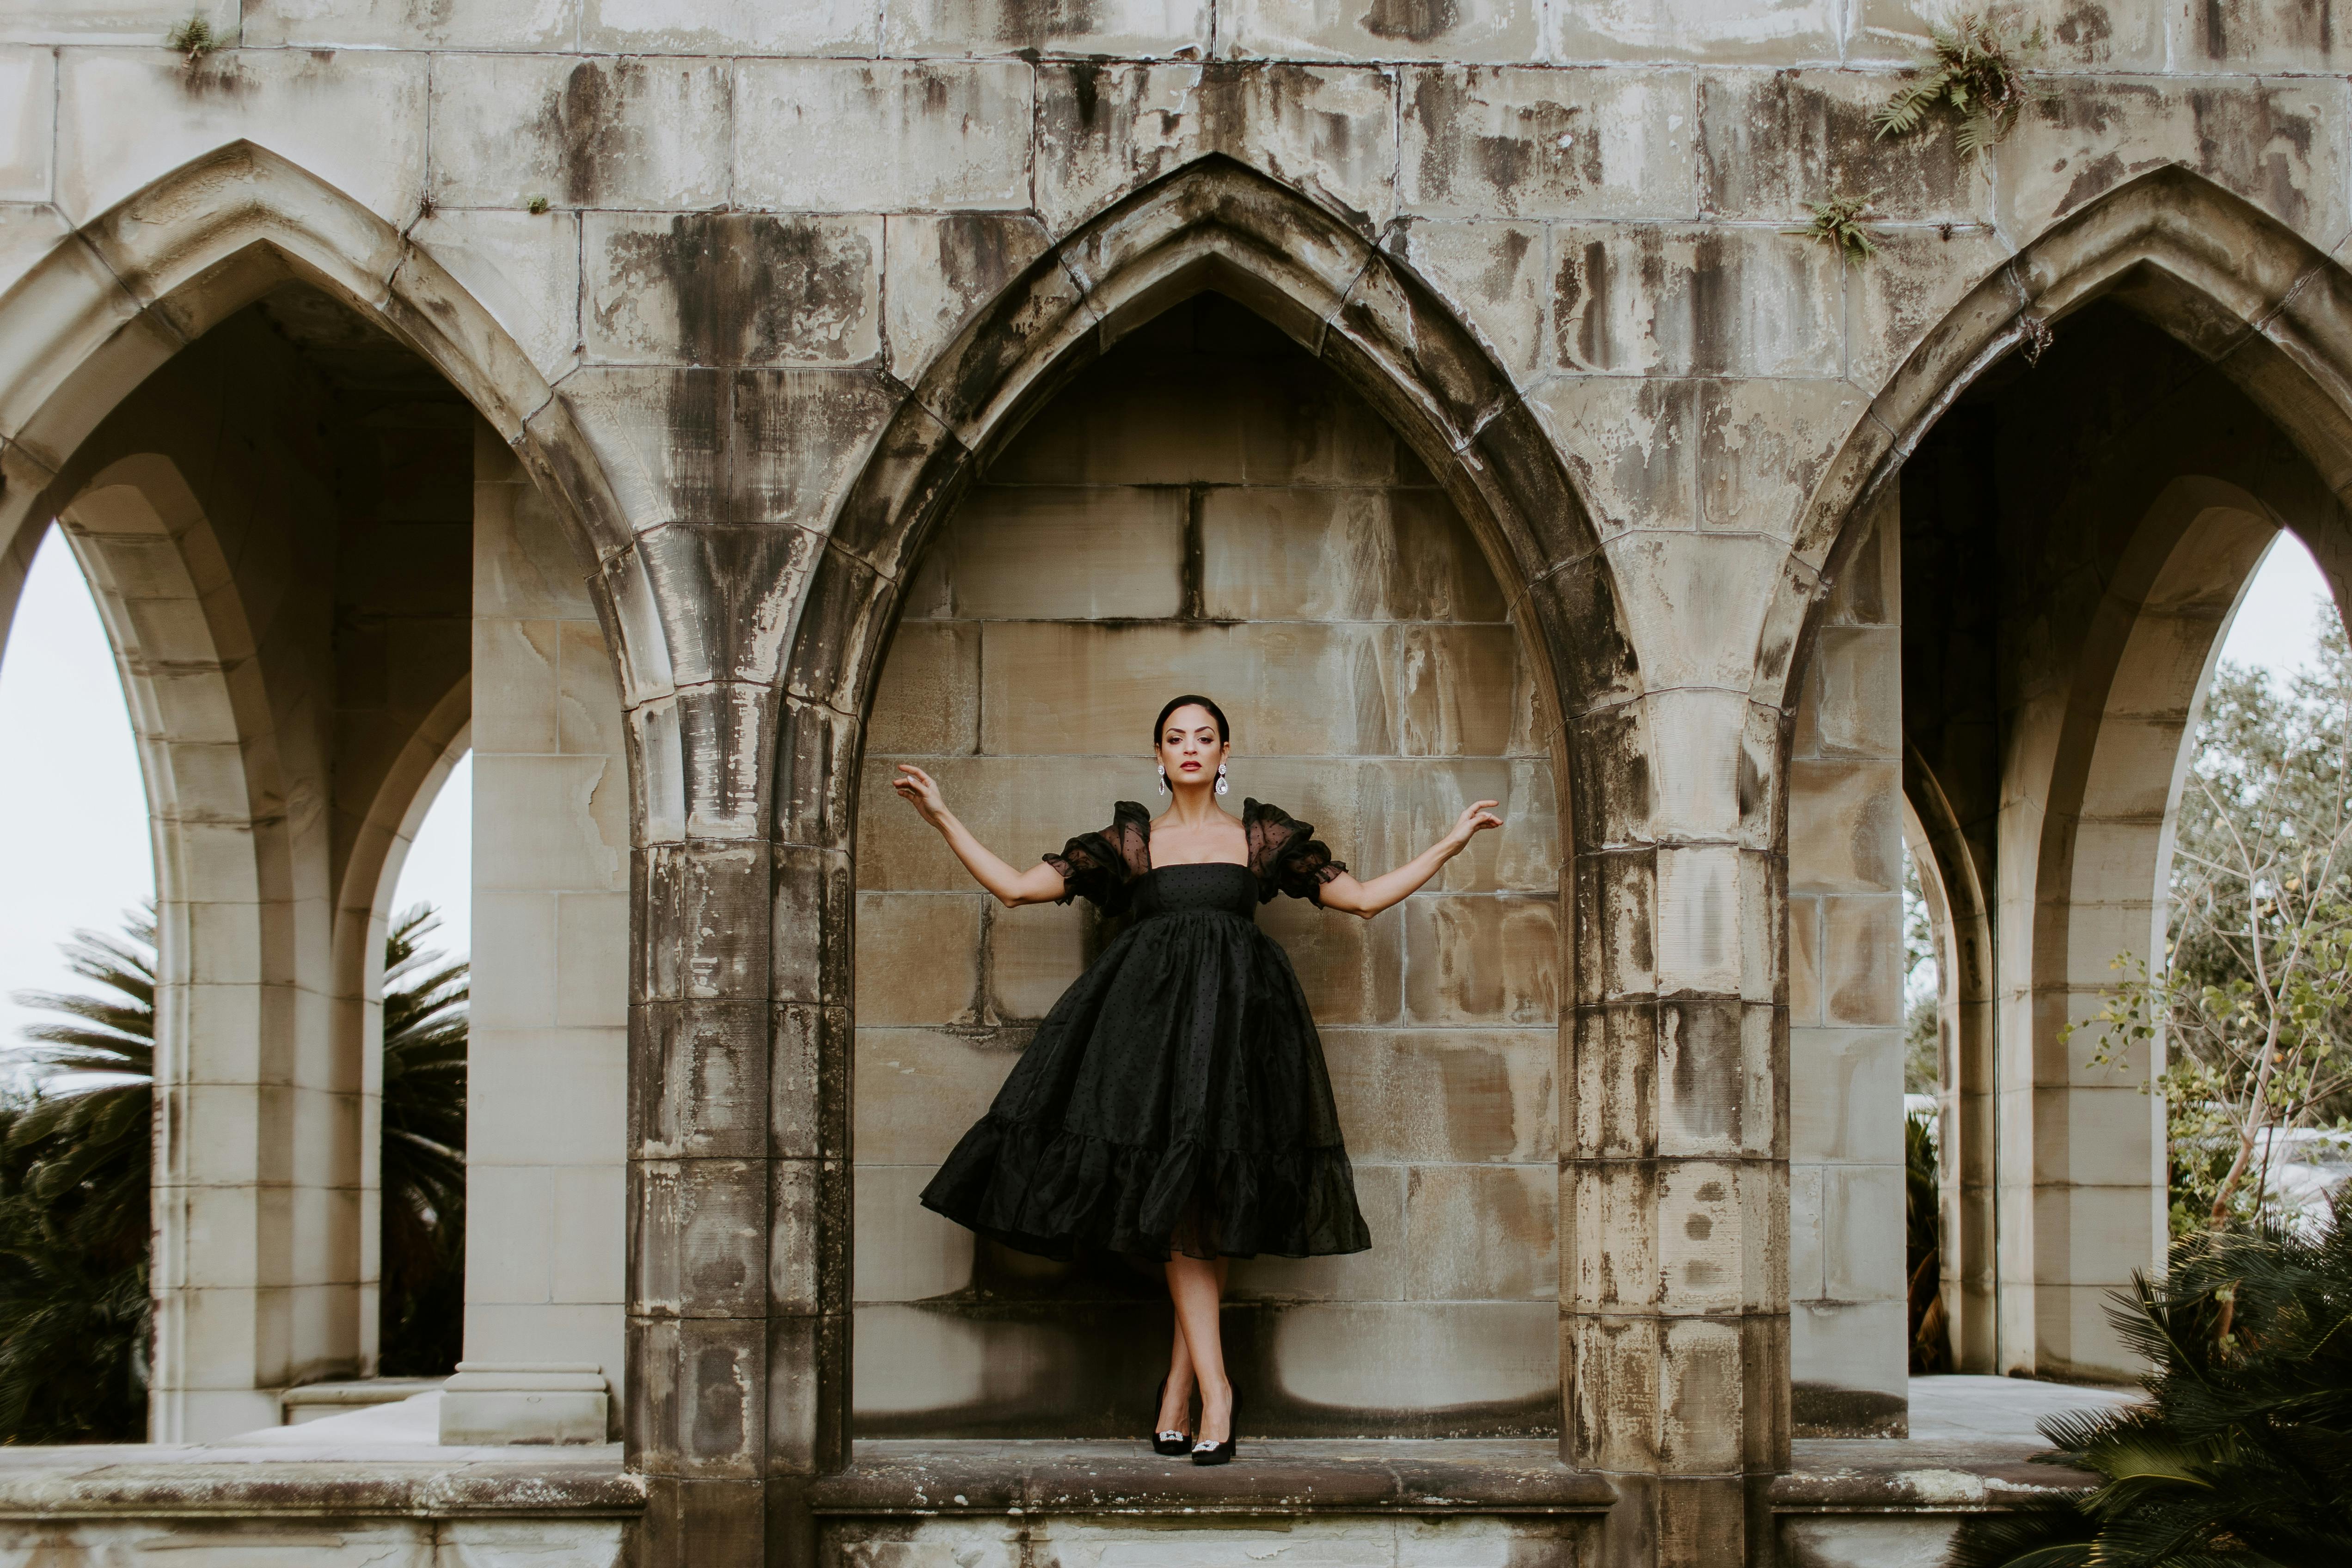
[[1157, 704, 1228, 786]]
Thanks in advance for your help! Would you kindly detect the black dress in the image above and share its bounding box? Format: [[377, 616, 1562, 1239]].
[[919, 798, 1374, 1262]]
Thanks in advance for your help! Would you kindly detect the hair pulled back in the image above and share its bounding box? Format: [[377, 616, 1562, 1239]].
[[1152, 694, 1230, 747]]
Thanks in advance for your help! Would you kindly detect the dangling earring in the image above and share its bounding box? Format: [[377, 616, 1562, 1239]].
[[1214, 761, 1229, 797], [1157, 764, 1169, 796]]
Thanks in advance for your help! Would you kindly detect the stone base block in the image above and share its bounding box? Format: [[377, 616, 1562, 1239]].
[[438, 1362, 610, 1446], [281, 1377, 448, 1425]]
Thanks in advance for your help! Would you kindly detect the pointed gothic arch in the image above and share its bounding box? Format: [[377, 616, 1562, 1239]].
[[0, 141, 646, 1438], [680, 155, 1718, 1564], [1781, 165, 2352, 1383]]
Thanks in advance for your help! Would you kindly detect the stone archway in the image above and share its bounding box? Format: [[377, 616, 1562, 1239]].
[[627, 153, 1792, 1568], [335, 680, 470, 1365], [1902, 743, 1997, 1372], [2017, 476, 2301, 1378], [54, 453, 301, 1440], [1782, 167, 2352, 1385], [0, 141, 646, 1439]]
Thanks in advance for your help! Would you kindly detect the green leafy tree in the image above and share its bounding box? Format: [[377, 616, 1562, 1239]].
[[2071, 627, 2352, 1235], [0, 913, 157, 1441], [1904, 853, 1942, 1096], [1906, 1109, 1952, 1373], [0, 1094, 150, 1442], [6, 914, 155, 1258], [376, 906, 468, 1375], [1946, 1206, 2352, 1568]]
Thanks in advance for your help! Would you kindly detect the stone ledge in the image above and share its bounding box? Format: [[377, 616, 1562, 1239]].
[[806, 1439, 1618, 1516], [1776, 1439, 2100, 1513], [0, 1450, 642, 1520]]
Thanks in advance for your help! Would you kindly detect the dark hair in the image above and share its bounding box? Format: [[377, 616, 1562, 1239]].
[[1153, 694, 1230, 747]]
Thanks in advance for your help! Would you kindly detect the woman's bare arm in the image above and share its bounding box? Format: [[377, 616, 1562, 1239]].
[[893, 764, 1069, 908], [1316, 799, 1502, 920]]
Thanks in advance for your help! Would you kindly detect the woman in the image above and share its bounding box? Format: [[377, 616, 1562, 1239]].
[[894, 695, 1501, 1464]]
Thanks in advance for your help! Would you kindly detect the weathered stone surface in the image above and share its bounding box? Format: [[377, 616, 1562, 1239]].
[[246, 0, 569, 47], [1850, 0, 2166, 69], [0, 45, 50, 201], [948, 484, 1188, 617], [429, 53, 731, 212], [0, 204, 68, 303], [1382, 218, 1550, 383], [1228, 0, 1537, 63], [561, 367, 902, 530], [413, 207, 585, 383], [0, 0, 237, 42], [1401, 894, 1560, 1024], [1843, 227, 2014, 394], [1995, 75, 2351, 246], [734, 60, 1033, 212], [1526, 376, 1697, 537], [882, 211, 1055, 384], [1548, 0, 1838, 63], [1324, 1028, 1555, 1163], [586, 212, 881, 368], [54, 46, 429, 225], [1696, 65, 1984, 224], [884, 0, 1208, 58], [1699, 378, 1865, 537], [1033, 61, 1399, 237], [1551, 224, 1842, 377], [1787, 760, 1900, 894], [580, 0, 875, 54], [1401, 66, 1698, 220]]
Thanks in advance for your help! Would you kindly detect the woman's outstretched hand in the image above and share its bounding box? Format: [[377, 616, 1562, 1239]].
[[894, 763, 949, 828], [1446, 799, 1504, 852], [1317, 796, 1506, 919], [891, 763, 1067, 907]]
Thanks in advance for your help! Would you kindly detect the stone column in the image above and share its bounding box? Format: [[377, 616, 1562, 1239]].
[[1786, 499, 1908, 1434], [1555, 538, 1788, 1565], [465, 429, 629, 1409], [625, 518, 820, 1560]]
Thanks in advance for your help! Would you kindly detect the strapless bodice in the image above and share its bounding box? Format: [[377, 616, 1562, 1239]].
[[1129, 862, 1258, 921]]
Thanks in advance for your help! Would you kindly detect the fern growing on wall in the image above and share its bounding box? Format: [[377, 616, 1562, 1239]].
[[1790, 194, 1882, 267], [1874, 10, 2048, 159], [164, 12, 219, 68]]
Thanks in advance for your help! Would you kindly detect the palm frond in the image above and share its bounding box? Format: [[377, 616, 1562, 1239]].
[[1949, 1203, 2352, 1567]]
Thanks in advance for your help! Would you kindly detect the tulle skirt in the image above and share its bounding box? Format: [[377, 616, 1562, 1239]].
[[920, 896, 1371, 1262]]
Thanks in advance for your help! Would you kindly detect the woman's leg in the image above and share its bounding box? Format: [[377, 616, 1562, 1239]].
[[1165, 1255, 1233, 1443], [1157, 1313, 1194, 1434]]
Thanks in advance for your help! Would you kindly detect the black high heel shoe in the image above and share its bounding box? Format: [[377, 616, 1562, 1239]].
[[1151, 1378, 1192, 1457], [1190, 1388, 1238, 1466]]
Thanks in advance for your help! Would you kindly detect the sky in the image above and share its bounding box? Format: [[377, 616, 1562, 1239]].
[[0, 529, 470, 1066], [0, 521, 2340, 1069]]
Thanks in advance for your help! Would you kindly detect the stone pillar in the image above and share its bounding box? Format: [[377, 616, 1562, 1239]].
[[626, 515, 809, 1559], [1556, 545, 1788, 1564], [55, 331, 366, 1441], [464, 425, 628, 1414], [67, 462, 346, 1443], [1787, 498, 1909, 1434]]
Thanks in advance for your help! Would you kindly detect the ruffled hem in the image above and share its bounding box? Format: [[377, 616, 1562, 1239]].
[[919, 1111, 1373, 1263]]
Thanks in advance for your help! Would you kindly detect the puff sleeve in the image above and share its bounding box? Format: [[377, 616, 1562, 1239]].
[[1243, 799, 1350, 906], [1042, 800, 1152, 915]]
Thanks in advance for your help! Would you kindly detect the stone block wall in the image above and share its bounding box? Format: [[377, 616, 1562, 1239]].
[[1788, 494, 1907, 1435], [853, 296, 1561, 1436], [13, 2, 2352, 1559], [467, 426, 630, 1405]]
